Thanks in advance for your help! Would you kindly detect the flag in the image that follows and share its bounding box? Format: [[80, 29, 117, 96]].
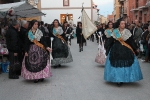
[[82, 9, 97, 39]]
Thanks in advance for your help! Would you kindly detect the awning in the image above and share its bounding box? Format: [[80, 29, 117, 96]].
[[0, 1, 45, 19]]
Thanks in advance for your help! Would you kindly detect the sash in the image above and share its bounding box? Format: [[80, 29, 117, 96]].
[[33, 39, 45, 50], [28, 31, 45, 50], [53, 28, 66, 43], [56, 34, 66, 43], [113, 29, 135, 54]]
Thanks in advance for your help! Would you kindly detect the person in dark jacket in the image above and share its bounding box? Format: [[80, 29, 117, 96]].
[[6, 20, 21, 79], [66, 24, 74, 45], [20, 20, 29, 62], [76, 22, 86, 52], [39, 21, 45, 34], [141, 25, 149, 62]]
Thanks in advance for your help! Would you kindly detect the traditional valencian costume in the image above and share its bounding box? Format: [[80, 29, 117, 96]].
[[104, 28, 143, 84], [21, 29, 52, 80], [104, 29, 113, 40], [51, 26, 73, 66]]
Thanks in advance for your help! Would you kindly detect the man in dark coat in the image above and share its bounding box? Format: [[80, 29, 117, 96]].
[[6, 20, 21, 79], [20, 20, 29, 61], [141, 25, 149, 61]]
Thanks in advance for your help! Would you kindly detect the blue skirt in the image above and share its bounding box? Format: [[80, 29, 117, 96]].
[[104, 54, 143, 83]]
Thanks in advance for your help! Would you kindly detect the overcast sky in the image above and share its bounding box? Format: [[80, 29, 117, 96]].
[[93, 0, 113, 16]]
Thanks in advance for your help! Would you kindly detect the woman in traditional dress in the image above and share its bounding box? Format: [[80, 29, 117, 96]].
[[50, 19, 73, 68], [105, 21, 114, 41], [76, 22, 86, 52], [104, 19, 143, 86], [21, 20, 52, 83]]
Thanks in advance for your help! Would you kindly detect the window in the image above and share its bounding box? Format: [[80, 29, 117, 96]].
[[63, 0, 69, 6], [136, 0, 138, 8], [144, 14, 147, 23]]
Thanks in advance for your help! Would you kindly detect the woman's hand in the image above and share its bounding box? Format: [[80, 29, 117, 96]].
[[46, 47, 52, 52], [25, 52, 28, 56]]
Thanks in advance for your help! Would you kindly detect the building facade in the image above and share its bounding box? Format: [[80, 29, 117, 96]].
[[131, 0, 150, 24], [113, 0, 121, 22], [39, 0, 93, 25], [100, 15, 108, 24], [118, 0, 150, 24], [107, 15, 114, 22]]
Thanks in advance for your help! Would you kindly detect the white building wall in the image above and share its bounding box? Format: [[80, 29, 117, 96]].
[[41, 0, 91, 8], [41, 0, 92, 24], [42, 9, 91, 25], [93, 9, 98, 22]]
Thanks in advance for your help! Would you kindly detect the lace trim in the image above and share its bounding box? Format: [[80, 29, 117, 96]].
[[121, 29, 132, 41], [112, 29, 132, 41], [105, 29, 113, 38], [34, 29, 43, 41]]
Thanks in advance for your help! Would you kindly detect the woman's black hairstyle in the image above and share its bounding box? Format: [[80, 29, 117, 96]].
[[114, 18, 124, 28], [52, 19, 62, 28], [106, 21, 113, 29], [77, 22, 82, 28], [28, 19, 38, 30]]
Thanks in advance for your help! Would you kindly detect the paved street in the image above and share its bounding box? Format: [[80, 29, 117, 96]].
[[0, 38, 150, 100]]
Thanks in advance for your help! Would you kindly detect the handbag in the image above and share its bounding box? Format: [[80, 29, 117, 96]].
[[95, 32, 106, 65], [12, 56, 21, 72]]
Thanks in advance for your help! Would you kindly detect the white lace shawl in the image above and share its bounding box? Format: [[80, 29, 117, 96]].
[[54, 26, 63, 35], [104, 29, 113, 38], [33, 29, 43, 41], [112, 28, 132, 41]]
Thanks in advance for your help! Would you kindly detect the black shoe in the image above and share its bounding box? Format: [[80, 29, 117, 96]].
[[9, 75, 19, 79], [117, 82, 123, 87], [39, 78, 44, 82], [34, 80, 39, 83], [81, 48, 83, 51], [54, 66, 58, 69], [79, 48, 81, 52], [58, 64, 61, 67]]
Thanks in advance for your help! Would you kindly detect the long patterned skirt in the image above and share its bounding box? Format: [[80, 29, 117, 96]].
[[104, 54, 143, 83], [21, 44, 52, 80], [51, 37, 73, 66]]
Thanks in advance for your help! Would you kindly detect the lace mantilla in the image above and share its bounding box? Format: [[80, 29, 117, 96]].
[[28, 29, 43, 42], [105, 29, 113, 38], [34, 29, 43, 41], [112, 28, 132, 41], [53, 26, 63, 36]]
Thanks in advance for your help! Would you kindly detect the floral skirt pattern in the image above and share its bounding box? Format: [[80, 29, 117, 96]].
[[21, 44, 52, 80], [51, 48, 73, 66]]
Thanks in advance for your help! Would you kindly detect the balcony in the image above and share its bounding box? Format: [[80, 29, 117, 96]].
[[146, 0, 150, 7]]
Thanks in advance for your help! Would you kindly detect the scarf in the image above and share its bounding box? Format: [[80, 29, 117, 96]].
[[28, 29, 45, 50]]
